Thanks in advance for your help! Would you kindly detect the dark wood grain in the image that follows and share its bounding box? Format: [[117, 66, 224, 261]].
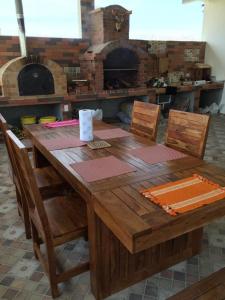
[[1, 114, 66, 239], [88, 207, 203, 300], [25, 120, 225, 299], [6, 130, 89, 298]]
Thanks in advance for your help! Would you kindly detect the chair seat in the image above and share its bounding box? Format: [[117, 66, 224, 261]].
[[34, 166, 63, 190], [14, 166, 64, 198], [33, 195, 87, 246]]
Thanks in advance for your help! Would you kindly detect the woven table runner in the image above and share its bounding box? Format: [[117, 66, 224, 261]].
[[141, 174, 225, 216], [94, 128, 131, 140], [70, 155, 135, 182], [130, 144, 186, 165], [40, 135, 86, 150]]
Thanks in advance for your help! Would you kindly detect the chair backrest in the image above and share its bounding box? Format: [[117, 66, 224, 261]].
[[130, 101, 160, 141], [6, 130, 53, 242], [0, 113, 17, 177], [0, 113, 8, 137], [165, 110, 210, 159]]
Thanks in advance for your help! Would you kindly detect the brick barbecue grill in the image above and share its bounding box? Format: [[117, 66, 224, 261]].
[[80, 5, 148, 92]]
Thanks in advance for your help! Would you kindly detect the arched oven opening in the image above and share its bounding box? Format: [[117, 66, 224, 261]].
[[18, 63, 55, 96], [103, 48, 139, 90]]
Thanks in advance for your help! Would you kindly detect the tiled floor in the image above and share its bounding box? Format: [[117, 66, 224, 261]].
[[0, 114, 225, 300]]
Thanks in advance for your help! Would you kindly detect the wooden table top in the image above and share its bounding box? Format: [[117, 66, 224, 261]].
[[26, 121, 225, 254]]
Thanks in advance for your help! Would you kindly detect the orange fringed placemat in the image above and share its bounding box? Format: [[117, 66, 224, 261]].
[[141, 174, 225, 216]]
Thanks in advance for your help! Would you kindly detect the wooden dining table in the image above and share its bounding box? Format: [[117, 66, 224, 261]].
[[25, 121, 225, 300]]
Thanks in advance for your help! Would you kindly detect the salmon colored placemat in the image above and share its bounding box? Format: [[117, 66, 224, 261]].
[[94, 128, 131, 140], [130, 144, 186, 165], [141, 174, 225, 216], [40, 136, 86, 150], [70, 155, 135, 182]]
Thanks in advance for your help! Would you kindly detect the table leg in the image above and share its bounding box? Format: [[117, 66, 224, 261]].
[[194, 88, 201, 113], [88, 207, 203, 300], [87, 205, 104, 300]]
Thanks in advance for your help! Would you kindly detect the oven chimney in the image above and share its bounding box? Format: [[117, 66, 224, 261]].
[[15, 0, 27, 57]]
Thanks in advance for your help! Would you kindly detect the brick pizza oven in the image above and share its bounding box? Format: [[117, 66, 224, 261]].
[[80, 5, 148, 92], [0, 0, 67, 101], [0, 55, 67, 98]]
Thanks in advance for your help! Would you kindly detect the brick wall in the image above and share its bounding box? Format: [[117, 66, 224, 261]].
[[0, 36, 89, 68], [167, 41, 205, 72], [0, 36, 20, 67], [0, 35, 205, 81], [130, 40, 206, 79]]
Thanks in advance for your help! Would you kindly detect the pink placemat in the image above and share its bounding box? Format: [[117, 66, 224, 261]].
[[44, 119, 79, 128], [40, 136, 86, 150], [129, 144, 187, 165], [70, 155, 135, 182], [94, 128, 131, 140]]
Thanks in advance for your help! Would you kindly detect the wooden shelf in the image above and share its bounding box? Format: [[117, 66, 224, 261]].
[[155, 82, 224, 95], [0, 96, 64, 107]]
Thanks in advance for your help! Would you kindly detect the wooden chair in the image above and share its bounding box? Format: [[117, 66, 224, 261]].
[[0, 113, 32, 151], [165, 110, 210, 159], [130, 101, 160, 141], [2, 115, 65, 239], [6, 130, 89, 298]]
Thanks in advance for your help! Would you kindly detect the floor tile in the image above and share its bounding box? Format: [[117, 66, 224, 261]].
[[8, 258, 39, 279], [2, 288, 18, 299]]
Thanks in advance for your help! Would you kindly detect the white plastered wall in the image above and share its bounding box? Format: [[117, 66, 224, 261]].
[[202, 0, 225, 113]]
